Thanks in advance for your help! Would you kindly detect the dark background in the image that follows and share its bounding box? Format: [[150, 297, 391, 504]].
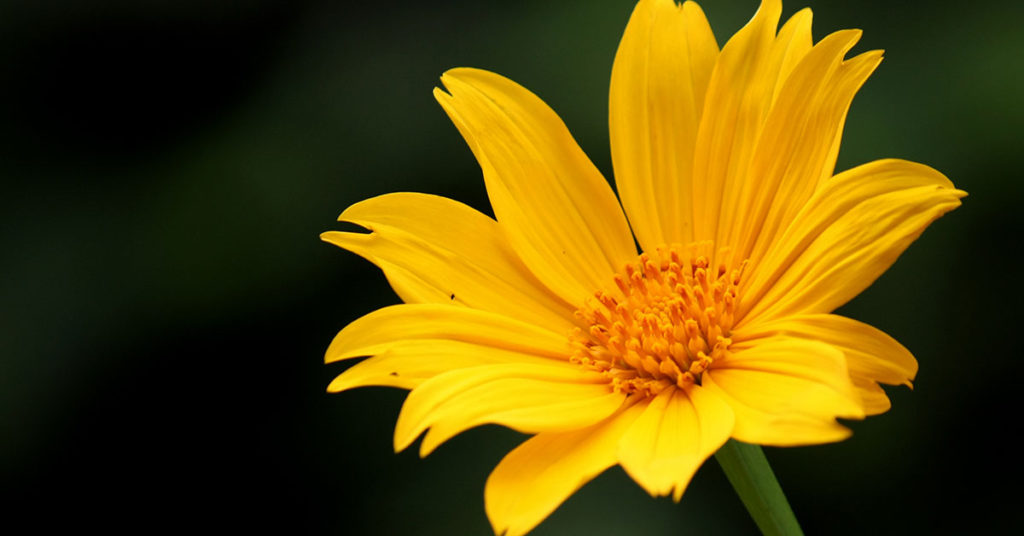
[[2, 0, 1020, 533]]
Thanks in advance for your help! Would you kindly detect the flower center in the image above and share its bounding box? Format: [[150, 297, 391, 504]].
[[570, 243, 747, 397]]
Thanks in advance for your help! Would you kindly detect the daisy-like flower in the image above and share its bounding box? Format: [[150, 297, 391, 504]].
[[323, 0, 964, 534]]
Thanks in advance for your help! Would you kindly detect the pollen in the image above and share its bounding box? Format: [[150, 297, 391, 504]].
[[570, 243, 748, 397]]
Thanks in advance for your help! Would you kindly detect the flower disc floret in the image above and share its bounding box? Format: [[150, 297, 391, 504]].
[[571, 243, 748, 396]]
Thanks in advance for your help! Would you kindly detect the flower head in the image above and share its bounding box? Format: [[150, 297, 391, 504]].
[[322, 0, 964, 534]]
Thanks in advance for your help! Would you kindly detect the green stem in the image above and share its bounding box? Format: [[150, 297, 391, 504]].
[[714, 439, 804, 536]]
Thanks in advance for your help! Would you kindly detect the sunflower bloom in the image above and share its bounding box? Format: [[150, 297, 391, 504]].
[[323, 0, 964, 534]]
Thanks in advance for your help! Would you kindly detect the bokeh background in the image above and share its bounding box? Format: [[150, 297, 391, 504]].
[[3, 0, 1021, 533]]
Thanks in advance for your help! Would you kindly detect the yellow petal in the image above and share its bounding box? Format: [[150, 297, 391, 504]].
[[609, 0, 718, 249], [435, 68, 636, 306], [721, 31, 885, 263], [703, 336, 864, 446], [327, 340, 559, 392], [740, 159, 966, 322], [417, 374, 625, 457], [690, 0, 782, 242], [736, 313, 917, 416], [325, 304, 569, 364], [738, 313, 917, 387], [617, 386, 734, 501], [322, 192, 574, 331], [764, 8, 813, 105], [711, 6, 823, 252], [485, 401, 645, 536], [394, 362, 610, 454], [852, 377, 892, 415]]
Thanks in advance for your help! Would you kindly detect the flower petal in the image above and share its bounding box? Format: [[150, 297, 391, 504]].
[[325, 304, 569, 365], [721, 30, 885, 264], [690, 0, 783, 242], [737, 313, 918, 415], [435, 68, 636, 305], [703, 336, 864, 446], [740, 159, 965, 322], [738, 314, 918, 387], [617, 386, 734, 501], [326, 304, 572, 398], [609, 0, 718, 249], [763, 7, 813, 105], [407, 365, 625, 456], [327, 340, 559, 393], [485, 401, 645, 536], [394, 362, 608, 454], [391, 362, 614, 455], [853, 377, 892, 415], [322, 192, 574, 331]]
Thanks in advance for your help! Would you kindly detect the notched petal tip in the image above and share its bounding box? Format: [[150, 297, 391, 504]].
[[832, 27, 863, 43], [436, 67, 509, 96], [432, 85, 451, 102], [319, 230, 371, 251], [322, 199, 392, 241], [326, 371, 369, 393], [792, 6, 812, 19], [439, 66, 483, 79], [752, 0, 783, 25], [436, 68, 461, 88], [857, 48, 885, 62], [810, 27, 863, 63]]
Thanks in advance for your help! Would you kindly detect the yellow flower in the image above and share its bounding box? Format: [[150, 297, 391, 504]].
[[322, 0, 964, 534]]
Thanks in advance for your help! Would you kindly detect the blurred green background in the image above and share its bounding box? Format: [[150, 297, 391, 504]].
[[2, 0, 1020, 533]]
